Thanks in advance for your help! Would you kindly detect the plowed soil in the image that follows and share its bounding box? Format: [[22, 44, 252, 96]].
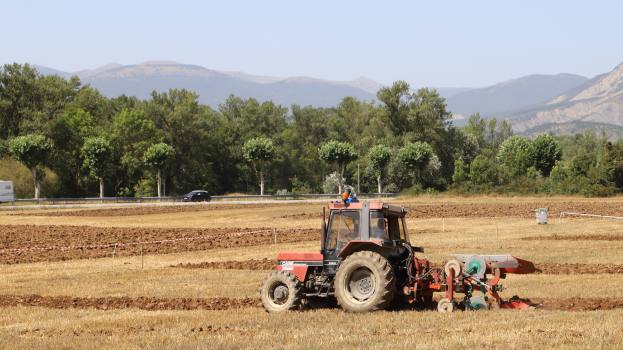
[[10, 203, 302, 217], [176, 258, 276, 270], [536, 297, 623, 311], [536, 263, 623, 274], [406, 201, 623, 218], [2, 294, 622, 312], [523, 234, 623, 242], [174, 259, 623, 275], [12, 200, 623, 219], [0, 294, 259, 311], [0, 225, 317, 264]]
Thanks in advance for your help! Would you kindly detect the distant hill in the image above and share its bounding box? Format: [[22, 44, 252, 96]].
[[33, 62, 378, 108], [434, 87, 473, 99], [32, 65, 72, 78], [521, 121, 623, 139], [447, 73, 588, 123], [511, 63, 623, 133]]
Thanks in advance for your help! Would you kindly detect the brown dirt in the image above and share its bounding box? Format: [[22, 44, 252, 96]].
[[2, 294, 622, 313], [0, 225, 317, 264], [406, 201, 623, 218], [12, 200, 623, 219], [10, 203, 303, 217], [174, 259, 623, 275], [0, 294, 259, 311], [173, 258, 623, 275], [536, 263, 623, 274], [175, 258, 276, 270], [522, 234, 623, 242], [536, 297, 623, 311]]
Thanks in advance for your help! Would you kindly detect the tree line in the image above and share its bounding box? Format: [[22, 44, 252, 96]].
[[1, 63, 623, 198]]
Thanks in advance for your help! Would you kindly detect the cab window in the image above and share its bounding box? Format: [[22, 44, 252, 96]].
[[399, 217, 408, 241], [370, 211, 388, 240], [327, 211, 360, 250], [386, 215, 407, 241]]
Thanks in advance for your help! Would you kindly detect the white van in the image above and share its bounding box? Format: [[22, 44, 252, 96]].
[[0, 181, 15, 203]]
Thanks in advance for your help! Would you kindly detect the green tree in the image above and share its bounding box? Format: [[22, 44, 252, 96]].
[[8, 134, 53, 198], [111, 108, 160, 194], [452, 157, 468, 183], [48, 108, 98, 196], [376, 81, 411, 134], [368, 145, 392, 193], [486, 118, 513, 149], [497, 136, 535, 176], [144, 143, 175, 197], [469, 155, 499, 186], [533, 134, 562, 176], [243, 137, 275, 195], [82, 136, 112, 198], [396, 142, 434, 185], [0, 64, 40, 138], [463, 113, 486, 148], [319, 140, 358, 194]]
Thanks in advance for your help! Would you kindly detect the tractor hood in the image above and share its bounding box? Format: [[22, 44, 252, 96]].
[[277, 252, 323, 262]]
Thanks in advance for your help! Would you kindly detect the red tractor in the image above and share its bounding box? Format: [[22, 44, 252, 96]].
[[260, 201, 537, 313]]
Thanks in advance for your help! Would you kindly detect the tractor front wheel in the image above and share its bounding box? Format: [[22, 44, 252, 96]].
[[334, 251, 395, 312], [260, 270, 302, 313]]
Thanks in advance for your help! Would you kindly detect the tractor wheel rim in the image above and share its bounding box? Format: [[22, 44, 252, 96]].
[[348, 267, 375, 301], [271, 284, 289, 305]]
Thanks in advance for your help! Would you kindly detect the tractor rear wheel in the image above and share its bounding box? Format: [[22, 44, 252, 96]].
[[260, 270, 302, 313], [334, 251, 395, 312]]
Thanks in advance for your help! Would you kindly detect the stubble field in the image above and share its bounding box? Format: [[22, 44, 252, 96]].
[[1, 196, 623, 349]]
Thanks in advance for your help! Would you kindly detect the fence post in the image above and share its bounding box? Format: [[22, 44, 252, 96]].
[[273, 228, 277, 244], [495, 218, 500, 248]]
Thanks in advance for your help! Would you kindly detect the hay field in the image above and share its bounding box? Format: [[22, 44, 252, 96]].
[[1, 196, 623, 349]]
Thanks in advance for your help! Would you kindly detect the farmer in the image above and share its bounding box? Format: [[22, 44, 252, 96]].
[[341, 188, 359, 205]]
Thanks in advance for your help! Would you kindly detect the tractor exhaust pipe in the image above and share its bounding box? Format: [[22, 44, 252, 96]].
[[320, 206, 326, 253]]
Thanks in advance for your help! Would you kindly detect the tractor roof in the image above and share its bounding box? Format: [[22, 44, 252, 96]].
[[329, 201, 407, 216]]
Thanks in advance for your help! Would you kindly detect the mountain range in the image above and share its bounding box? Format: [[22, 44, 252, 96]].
[[29, 61, 623, 135], [508, 63, 623, 136], [34, 62, 379, 107]]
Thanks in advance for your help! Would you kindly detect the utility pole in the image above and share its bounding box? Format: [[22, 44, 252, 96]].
[[357, 163, 360, 193]]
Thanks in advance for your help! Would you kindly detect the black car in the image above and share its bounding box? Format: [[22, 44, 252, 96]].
[[182, 190, 211, 202]]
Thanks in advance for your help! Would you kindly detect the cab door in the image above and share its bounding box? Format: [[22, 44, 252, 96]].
[[323, 210, 360, 275]]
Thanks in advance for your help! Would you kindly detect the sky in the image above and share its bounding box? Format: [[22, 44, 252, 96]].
[[2, 0, 622, 87]]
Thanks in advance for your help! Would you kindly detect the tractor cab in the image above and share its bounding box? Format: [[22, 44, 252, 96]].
[[321, 201, 421, 275]]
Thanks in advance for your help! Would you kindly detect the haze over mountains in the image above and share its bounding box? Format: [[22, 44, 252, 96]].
[[509, 63, 623, 135], [29, 60, 623, 135], [446, 74, 589, 121], [34, 62, 378, 108], [34, 61, 487, 110]]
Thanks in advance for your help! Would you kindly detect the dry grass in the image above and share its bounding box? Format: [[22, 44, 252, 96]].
[[1, 307, 622, 349], [2, 195, 623, 348]]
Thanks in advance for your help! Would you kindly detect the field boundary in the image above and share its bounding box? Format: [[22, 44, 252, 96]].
[[560, 211, 623, 220]]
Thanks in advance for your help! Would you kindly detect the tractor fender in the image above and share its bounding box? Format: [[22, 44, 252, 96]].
[[338, 240, 393, 259]]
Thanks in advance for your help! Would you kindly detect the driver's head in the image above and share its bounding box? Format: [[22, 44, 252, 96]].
[[376, 219, 385, 230]]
